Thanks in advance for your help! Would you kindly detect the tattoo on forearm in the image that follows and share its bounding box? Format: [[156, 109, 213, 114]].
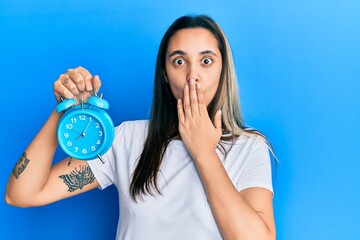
[[59, 165, 95, 192], [12, 152, 30, 179]]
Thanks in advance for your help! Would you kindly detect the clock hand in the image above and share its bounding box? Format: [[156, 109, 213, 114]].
[[75, 120, 91, 140], [72, 127, 83, 135], [75, 133, 84, 140], [70, 126, 85, 140], [82, 120, 91, 135]]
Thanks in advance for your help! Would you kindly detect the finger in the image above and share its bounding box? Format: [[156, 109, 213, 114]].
[[214, 109, 222, 131], [54, 91, 62, 103], [54, 74, 78, 97], [92, 75, 102, 94], [183, 84, 191, 118], [60, 74, 80, 96], [196, 82, 207, 116], [67, 68, 85, 92], [177, 98, 185, 124], [53, 79, 75, 101], [189, 78, 199, 116], [76, 66, 93, 92]]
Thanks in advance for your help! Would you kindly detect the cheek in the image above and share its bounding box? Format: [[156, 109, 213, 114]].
[[166, 70, 185, 99], [203, 73, 221, 103], [203, 86, 218, 105], [168, 80, 184, 100]]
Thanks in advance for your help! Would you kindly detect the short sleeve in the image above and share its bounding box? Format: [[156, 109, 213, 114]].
[[236, 138, 273, 193], [87, 123, 124, 190]]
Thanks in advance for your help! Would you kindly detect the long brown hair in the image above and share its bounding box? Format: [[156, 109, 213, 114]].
[[130, 15, 263, 201]]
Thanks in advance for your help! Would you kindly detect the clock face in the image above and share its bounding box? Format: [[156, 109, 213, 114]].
[[58, 110, 108, 160]]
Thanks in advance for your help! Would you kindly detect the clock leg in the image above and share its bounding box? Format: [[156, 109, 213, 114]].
[[67, 157, 73, 166], [97, 154, 105, 164]]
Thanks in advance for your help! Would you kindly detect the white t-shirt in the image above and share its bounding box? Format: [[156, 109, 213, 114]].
[[88, 120, 273, 240]]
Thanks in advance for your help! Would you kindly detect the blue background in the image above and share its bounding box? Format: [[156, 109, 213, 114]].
[[1, 0, 359, 239]]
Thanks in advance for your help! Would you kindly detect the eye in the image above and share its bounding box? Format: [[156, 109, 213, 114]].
[[202, 57, 213, 65], [173, 58, 186, 66]]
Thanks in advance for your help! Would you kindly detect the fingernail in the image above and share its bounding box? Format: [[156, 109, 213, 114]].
[[196, 82, 201, 89], [189, 78, 195, 85], [184, 84, 189, 91]]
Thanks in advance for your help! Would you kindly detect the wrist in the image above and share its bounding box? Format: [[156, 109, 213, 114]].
[[191, 148, 219, 165]]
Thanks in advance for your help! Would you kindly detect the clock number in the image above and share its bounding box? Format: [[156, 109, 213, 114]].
[[89, 117, 92, 122], [66, 124, 73, 129], [79, 115, 86, 121], [67, 141, 72, 147], [95, 123, 100, 128], [96, 140, 101, 145], [82, 149, 87, 154], [74, 147, 78, 152], [64, 133, 69, 138], [91, 146, 96, 151], [70, 118, 77, 123], [99, 131, 103, 136]]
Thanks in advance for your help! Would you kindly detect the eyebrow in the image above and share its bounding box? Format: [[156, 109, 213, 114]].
[[201, 50, 218, 57], [167, 50, 218, 58]]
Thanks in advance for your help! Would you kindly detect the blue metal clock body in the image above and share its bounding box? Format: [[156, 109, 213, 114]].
[[56, 96, 115, 161]]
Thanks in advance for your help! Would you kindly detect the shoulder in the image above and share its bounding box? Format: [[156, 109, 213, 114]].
[[223, 133, 269, 155], [113, 120, 149, 143], [117, 119, 148, 128], [116, 120, 149, 134], [221, 133, 272, 168]]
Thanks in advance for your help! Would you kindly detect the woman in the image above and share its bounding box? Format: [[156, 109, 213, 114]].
[[6, 15, 276, 239]]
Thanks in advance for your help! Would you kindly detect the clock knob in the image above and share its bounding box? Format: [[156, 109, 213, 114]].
[[88, 95, 109, 109], [56, 98, 77, 113]]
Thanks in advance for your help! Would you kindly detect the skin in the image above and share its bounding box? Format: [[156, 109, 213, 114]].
[[165, 28, 222, 107], [165, 28, 223, 159], [169, 28, 275, 240], [5, 67, 101, 206], [5, 29, 275, 239]]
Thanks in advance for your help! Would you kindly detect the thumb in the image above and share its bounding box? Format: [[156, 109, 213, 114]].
[[214, 109, 222, 131], [92, 75, 102, 94]]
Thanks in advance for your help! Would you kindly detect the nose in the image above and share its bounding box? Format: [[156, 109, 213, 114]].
[[186, 64, 200, 83], [186, 77, 198, 84]]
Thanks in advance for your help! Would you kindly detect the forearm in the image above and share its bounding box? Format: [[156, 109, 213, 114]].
[[6, 109, 60, 205], [194, 151, 273, 240]]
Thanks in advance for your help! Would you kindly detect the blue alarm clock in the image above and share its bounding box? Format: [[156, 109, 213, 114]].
[[56, 94, 115, 165]]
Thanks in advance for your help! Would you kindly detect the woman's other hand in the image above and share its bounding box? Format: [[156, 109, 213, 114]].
[[177, 78, 222, 160]]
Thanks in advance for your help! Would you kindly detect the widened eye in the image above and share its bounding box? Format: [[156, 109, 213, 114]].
[[174, 58, 186, 66], [202, 57, 213, 65]]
